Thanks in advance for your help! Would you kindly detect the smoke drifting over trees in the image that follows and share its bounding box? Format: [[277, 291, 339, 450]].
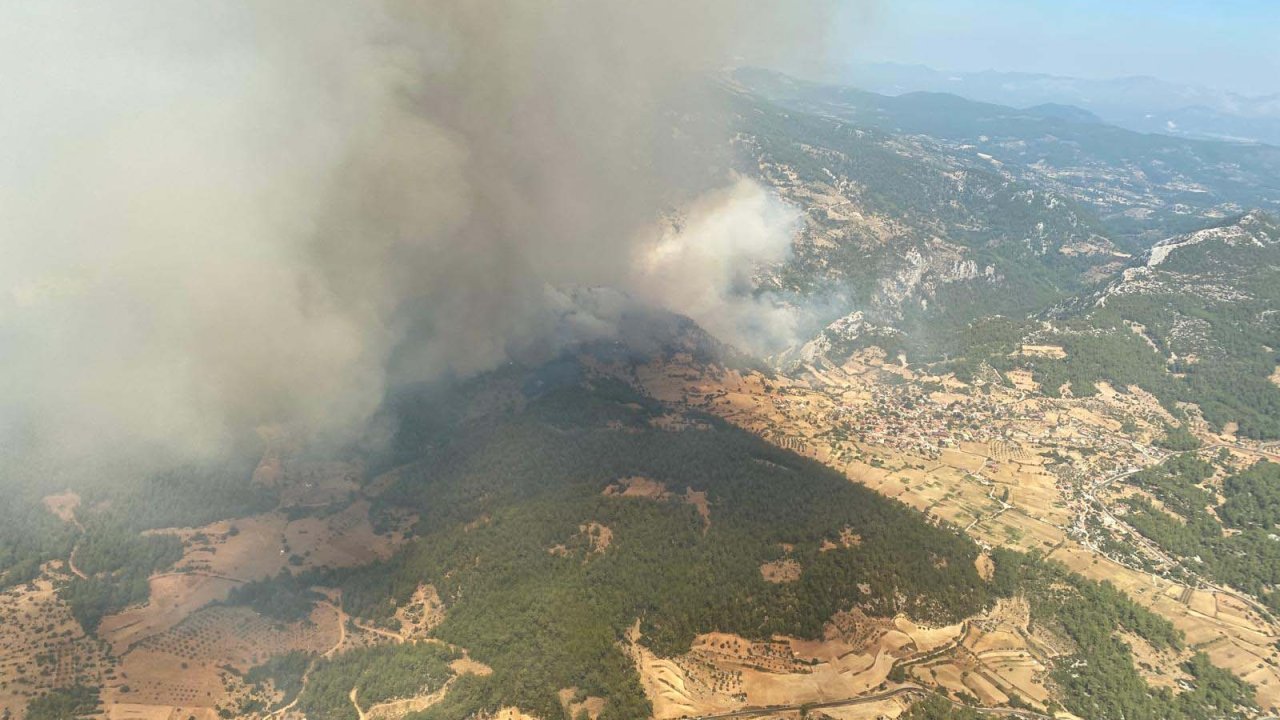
[[0, 1, 835, 478]]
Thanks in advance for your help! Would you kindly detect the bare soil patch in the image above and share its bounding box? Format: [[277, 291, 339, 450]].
[[0, 567, 110, 719], [450, 656, 493, 677], [603, 476, 670, 499], [1005, 369, 1040, 392], [623, 621, 743, 719], [1016, 344, 1067, 359], [760, 559, 802, 584], [603, 477, 710, 530], [551, 523, 613, 558], [101, 500, 403, 657], [582, 522, 612, 554], [42, 491, 82, 526], [393, 584, 446, 640], [559, 688, 607, 720], [106, 704, 220, 720], [131, 604, 338, 671], [99, 573, 245, 654], [684, 488, 712, 531], [975, 553, 995, 581], [1120, 629, 1192, 691], [649, 412, 712, 431]]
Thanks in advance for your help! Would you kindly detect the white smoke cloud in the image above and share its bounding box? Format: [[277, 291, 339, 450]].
[[632, 179, 805, 355]]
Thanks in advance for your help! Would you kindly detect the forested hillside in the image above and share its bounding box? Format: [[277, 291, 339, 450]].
[[721, 79, 1120, 335], [1028, 211, 1280, 438], [2, 65, 1278, 720], [218, 361, 1259, 720], [712, 70, 1280, 439], [733, 68, 1280, 245], [1121, 453, 1280, 610], [310, 376, 994, 719], [0, 456, 271, 630]]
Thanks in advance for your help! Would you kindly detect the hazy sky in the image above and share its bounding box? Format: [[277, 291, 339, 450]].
[[843, 0, 1280, 96]]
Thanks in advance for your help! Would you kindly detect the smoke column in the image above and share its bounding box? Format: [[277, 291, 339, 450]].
[[0, 1, 836, 479]]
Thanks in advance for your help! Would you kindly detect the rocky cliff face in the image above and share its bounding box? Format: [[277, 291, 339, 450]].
[[1024, 210, 1280, 438], [722, 88, 1126, 360], [1099, 210, 1280, 305]]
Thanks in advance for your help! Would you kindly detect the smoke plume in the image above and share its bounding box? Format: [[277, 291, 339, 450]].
[[0, 1, 835, 477], [633, 180, 804, 355]]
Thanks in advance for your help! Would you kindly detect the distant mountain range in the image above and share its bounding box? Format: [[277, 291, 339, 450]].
[[843, 62, 1280, 146], [716, 68, 1280, 439], [731, 67, 1280, 249]]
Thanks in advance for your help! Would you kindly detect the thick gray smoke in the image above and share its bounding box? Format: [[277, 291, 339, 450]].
[[0, 1, 835, 476]]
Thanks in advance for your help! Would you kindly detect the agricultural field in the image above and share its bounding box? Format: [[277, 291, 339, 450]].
[[629, 347, 1280, 713], [0, 566, 111, 719], [0, 345, 1271, 720], [0, 446, 425, 720]]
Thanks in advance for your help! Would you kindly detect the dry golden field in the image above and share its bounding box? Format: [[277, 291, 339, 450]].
[[627, 349, 1280, 713], [13, 347, 1280, 719]]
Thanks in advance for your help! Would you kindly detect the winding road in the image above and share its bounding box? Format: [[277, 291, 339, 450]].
[[1081, 446, 1280, 627], [687, 683, 1053, 720], [265, 595, 350, 718], [63, 508, 89, 580]]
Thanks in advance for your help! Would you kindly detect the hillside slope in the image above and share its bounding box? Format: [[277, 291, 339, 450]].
[[1028, 211, 1280, 438], [733, 68, 1280, 245]]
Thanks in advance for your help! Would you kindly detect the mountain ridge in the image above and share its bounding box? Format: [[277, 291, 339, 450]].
[[844, 61, 1280, 145]]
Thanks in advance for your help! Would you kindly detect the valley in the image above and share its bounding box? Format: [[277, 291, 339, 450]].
[[2, 339, 1272, 720], [627, 346, 1280, 714], [2, 62, 1279, 720]]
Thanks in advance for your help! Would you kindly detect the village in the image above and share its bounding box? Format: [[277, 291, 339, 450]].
[[3, 344, 1277, 720], [633, 345, 1280, 714]]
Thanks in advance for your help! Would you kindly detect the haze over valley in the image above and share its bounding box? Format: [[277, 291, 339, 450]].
[[3, 3, 1280, 720]]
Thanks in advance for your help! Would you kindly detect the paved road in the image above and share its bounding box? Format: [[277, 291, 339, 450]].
[[1083, 455, 1279, 627], [1083, 467, 1175, 565], [687, 684, 1053, 720], [1207, 441, 1280, 464]]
